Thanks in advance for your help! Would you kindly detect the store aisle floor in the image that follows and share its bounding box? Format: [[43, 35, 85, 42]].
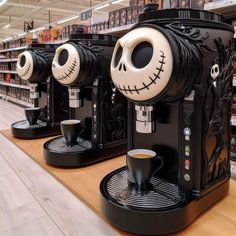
[[0, 100, 118, 236]]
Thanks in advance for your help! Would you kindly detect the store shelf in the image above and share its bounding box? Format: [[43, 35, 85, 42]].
[[45, 37, 69, 44], [99, 24, 134, 35], [0, 46, 27, 53], [0, 93, 33, 107], [204, 0, 236, 11], [0, 58, 18, 62], [0, 81, 29, 90], [0, 70, 17, 74], [204, 0, 236, 16]]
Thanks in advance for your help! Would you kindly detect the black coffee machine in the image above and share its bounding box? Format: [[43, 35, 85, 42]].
[[43, 30, 127, 167], [11, 43, 69, 138], [100, 6, 234, 235]]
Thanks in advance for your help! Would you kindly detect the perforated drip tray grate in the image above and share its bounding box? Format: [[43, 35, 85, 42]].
[[47, 136, 92, 153], [105, 168, 183, 211], [13, 120, 47, 129]]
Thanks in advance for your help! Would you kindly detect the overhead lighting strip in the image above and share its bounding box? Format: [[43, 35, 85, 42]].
[[0, 0, 8, 7], [112, 0, 125, 4], [94, 3, 110, 11]]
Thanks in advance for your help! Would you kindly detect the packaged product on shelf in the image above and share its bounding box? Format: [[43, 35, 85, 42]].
[[138, 0, 145, 5], [98, 22, 103, 31], [120, 8, 127, 26], [170, 0, 179, 8], [5, 73, 11, 83], [109, 11, 115, 28], [129, 0, 138, 6], [179, 0, 190, 7], [127, 7, 132, 24], [190, 0, 210, 9], [21, 37, 26, 46], [104, 21, 109, 30], [114, 10, 120, 27], [163, 0, 170, 8], [138, 5, 144, 15], [131, 6, 138, 24]]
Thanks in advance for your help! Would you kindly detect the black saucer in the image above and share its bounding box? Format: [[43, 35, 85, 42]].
[[11, 120, 61, 139], [43, 135, 126, 167]]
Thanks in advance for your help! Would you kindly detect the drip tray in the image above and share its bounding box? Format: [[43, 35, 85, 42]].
[[46, 136, 92, 153], [13, 120, 47, 129], [44, 137, 126, 167], [104, 167, 183, 211]]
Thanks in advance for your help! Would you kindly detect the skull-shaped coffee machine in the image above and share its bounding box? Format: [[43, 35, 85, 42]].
[[11, 42, 69, 139], [100, 5, 234, 235], [43, 29, 127, 167]]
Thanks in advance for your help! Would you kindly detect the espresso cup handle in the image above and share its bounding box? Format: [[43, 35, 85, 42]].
[[153, 156, 164, 175]]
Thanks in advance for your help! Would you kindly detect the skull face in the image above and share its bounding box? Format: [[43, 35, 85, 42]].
[[111, 27, 173, 102], [16, 51, 34, 81], [210, 64, 219, 80], [52, 43, 80, 85]]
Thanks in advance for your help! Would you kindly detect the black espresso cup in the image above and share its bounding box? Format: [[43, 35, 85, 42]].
[[60, 120, 85, 147], [25, 107, 41, 126], [127, 149, 163, 191]]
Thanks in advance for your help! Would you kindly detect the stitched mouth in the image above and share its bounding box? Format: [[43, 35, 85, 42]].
[[114, 50, 165, 95], [55, 58, 77, 82], [18, 63, 31, 78]]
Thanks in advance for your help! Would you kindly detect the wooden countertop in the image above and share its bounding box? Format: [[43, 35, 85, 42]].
[[1, 128, 236, 235]]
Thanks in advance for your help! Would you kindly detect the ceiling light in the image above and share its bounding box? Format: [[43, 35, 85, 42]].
[[29, 26, 46, 33], [18, 32, 26, 37], [57, 15, 79, 24], [112, 0, 125, 4], [94, 3, 110, 11], [0, 0, 8, 7], [3, 24, 10, 29]]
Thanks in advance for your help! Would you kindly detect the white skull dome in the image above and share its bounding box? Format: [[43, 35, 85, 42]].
[[52, 43, 81, 85], [111, 27, 173, 102], [16, 51, 34, 81]]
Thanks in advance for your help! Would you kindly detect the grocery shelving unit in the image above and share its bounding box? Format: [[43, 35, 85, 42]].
[[0, 81, 30, 90], [0, 41, 32, 108], [0, 45, 27, 53], [100, 23, 134, 35], [0, 93, 33, 108], [0, 58, 18, 63], [204, 0, 236, 18]]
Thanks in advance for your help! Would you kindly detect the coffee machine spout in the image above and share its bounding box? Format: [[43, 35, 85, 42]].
[[68, 87, 81, 108], [135, 105, 155, 133]]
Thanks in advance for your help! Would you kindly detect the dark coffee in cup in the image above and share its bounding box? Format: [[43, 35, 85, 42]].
[[25, 107, 41, 125], [127, 149, 163, 191], [60, 119, 85, 147], [131, 153, 154, 159]]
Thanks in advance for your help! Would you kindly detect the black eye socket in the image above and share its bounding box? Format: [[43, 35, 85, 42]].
[[20, 55, 26, 67], [58, 49, 69, 66], [131, 42, 153, 69], [114, 45, 123, 68]]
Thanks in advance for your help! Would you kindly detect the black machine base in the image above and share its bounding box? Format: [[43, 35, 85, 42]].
[[100, 167, 230, 235], [11, 120, 61, 139], [43, 136, 126, 167]]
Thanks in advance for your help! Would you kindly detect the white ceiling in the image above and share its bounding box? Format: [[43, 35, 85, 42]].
[[0, 0, 129, 40]]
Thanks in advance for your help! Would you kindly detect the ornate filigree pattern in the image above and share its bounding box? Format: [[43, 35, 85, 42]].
[[202, 38, 233, 187]]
